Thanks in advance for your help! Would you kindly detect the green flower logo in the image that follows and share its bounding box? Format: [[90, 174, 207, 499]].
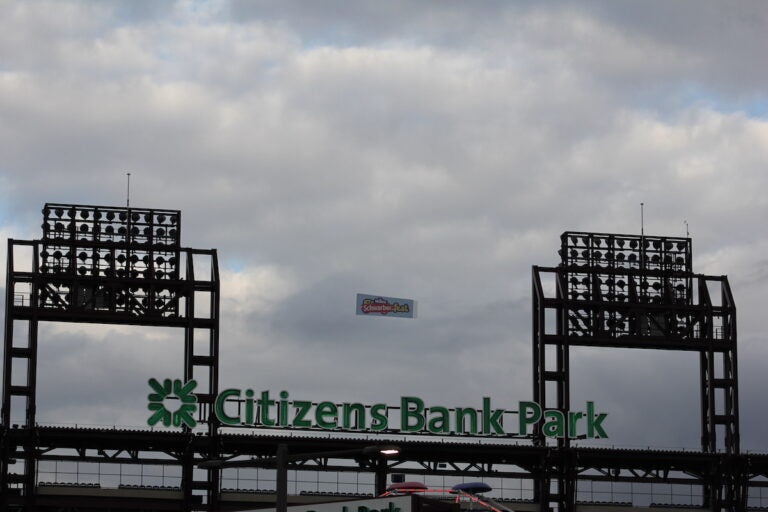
[[147, 378, 198, 428]]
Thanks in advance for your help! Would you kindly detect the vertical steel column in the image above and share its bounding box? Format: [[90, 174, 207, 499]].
[[206, 250, 221, 510], [2, 239, 16, 428], [375, 458, 388, 496], [2, 240, 41, 504], [22, 319, 38, 503], [182, 443, 195, 512], [532, 271, 544, 505], [532, 270, 544, 446], [182, 249, 222, 510], [532, 266, 574, 511], [722, 280, 740, 454], [699, 275, 716, 454], [208, 250, 221, 435], [1, 239, 13, 508], [276, 443, 289, 512], [184, 251, 195, 396]]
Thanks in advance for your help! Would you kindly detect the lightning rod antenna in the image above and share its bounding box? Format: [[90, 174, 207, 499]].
[[684, 220, 689, 238], [640, 202, 644, 236], [126, 172, 131, 208]]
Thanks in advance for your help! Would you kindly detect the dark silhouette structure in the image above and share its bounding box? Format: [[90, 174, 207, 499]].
[[1, 207, 765, 512], [1, 203, 222, 509], [533, 232, 741, 510]]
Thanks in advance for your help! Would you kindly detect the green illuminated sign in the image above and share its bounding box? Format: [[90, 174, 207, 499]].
[[147, 380, 608, 439], [147, 378, 198, 428]]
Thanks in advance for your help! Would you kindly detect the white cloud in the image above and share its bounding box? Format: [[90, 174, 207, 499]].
[[220, 265, 297, 315]]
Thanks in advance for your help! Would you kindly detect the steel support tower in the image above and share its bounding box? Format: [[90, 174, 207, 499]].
[[1, 203, 221, 511], [2, 210, 764, 512], [532, 231, 742, 511]]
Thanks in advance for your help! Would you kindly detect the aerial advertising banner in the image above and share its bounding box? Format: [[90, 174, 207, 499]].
[[356, 294, 416, 318]]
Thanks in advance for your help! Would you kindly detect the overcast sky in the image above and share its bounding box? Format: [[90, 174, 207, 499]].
[[1, 0, 767, 452]]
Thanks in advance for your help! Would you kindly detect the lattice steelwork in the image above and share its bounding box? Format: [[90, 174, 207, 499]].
[[3, 211, 764, 512], [532, 231, 741, 512], [1, 203, 221, 511], [36, 204, 182, 318], [562, 233, 693, 340]]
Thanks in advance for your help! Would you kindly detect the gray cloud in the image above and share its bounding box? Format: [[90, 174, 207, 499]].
[[1, 0, 767, 453]]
